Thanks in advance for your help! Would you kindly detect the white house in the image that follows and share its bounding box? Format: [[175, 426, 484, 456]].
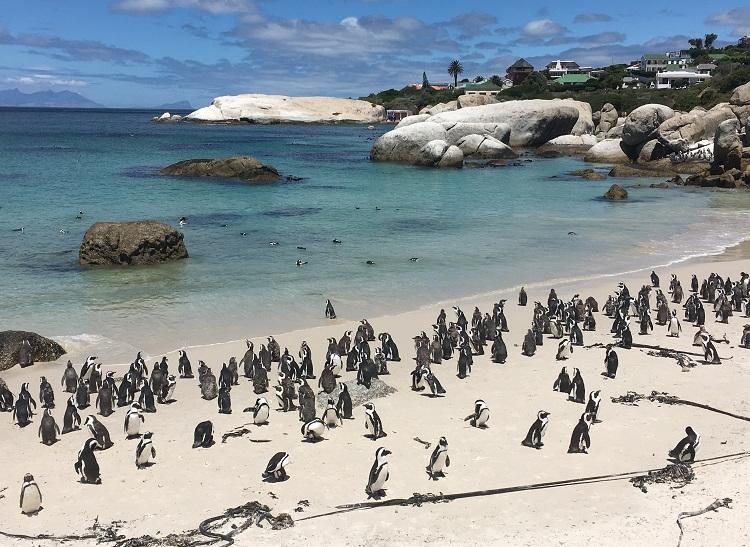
[[655, 70, 711, 89]]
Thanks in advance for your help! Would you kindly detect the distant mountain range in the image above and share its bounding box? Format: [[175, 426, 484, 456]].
[[0, 88, 103, 108], [156, 100, 192, 110]]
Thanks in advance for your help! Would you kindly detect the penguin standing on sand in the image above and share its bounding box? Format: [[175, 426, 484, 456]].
[[192, 421, 214, 448], [424, 368, 446, 397], [62, 396, 81, 433], [318, 364, 337, 394], [38, 407, 61, 445], [298, 378, 316, 422], [75, 378, 90, 410], [426, 437, 450, 480], [569, 320, 584, 346], [0, 380, 14, 412], [620, 321, 633, 349], [139, 383, 156, 413], [79, 356, 97, 384], [556, 339, 573, 360], [336, 383, 353, 419], [338, 331, 352, 357], [522, 411, 550, 449], [178, 350, 194, 379], [301, 418, 326, 441], [325, 299, 336, 319], [364, 403, 385, 440], [322, 398, 343, 427], [491, 331, 508, 364], [39, 377, 54, 409], [741, 325, 750, 349], [218, 386, 232, 414], [519, 287, 528, 306], [379, 333, 400, 361], [465, 400, 490, 428], [117, 375, 133, 407], [124, 403, 144, 439], [604, 345, 619, 378], [585, 390, 602, 423], [568, 368, 585, 403], [640, 307, 654, 335], [159, 375, 176, 404], [668, 427, 700, 463], [365, 447, 391, 499], [268, 337, 281, 363], [20, 473, 42, 514], [299, 341, 315, 379], [250, 397, 270, 425], [135, 432, 156, 468], [668, 310, 682, 337], [85, 415, 113, 449], [88, 364, 102, 394], [62, 361, 78, 393], [456, 343, 472, 379], [75, 438, 101, 484], [522, 329, 536, 357], [651, 271, 660, 288], [13, 392, 34, 427], [567, 412, 593, 454], [96, 379, 116, 417], [201, 368, 218, 400], [700, 333, 722, 364], [553, 366, 571, 392], [263, 452, 292, 481]]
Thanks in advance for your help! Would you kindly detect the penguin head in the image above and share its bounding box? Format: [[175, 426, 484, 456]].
[[44, 407, 53, 417], [84, 415, 96, 426], [23, 473, 35, 484], [376, 447, 391, 461], [686, 426, 697, 439], [583, 412, 594, 425], [130, 402, 142, 411], [438, 436, 448, 447], [364, 403, 374, 411], [143, 431, 153, 440], [39, 376, 47, 384], [85, 438, 100, 451], [538, 410, 550, 420]]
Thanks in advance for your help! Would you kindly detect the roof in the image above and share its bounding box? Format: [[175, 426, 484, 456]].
[[552, 73, 597, 85], [547, 60, 580, 69], [656, 71, 711, 79], [509, 58, 533, 69], [696, 63, 717, 70], [707, 53, 728, 60], [465, 81, 503, 91], [642, 53, 689, 61]]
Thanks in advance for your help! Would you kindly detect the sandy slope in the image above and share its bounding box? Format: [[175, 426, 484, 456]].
[[2, 257, 750, 546]]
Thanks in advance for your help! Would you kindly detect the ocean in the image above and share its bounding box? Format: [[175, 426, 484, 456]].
[[2, 107, 749, 363]]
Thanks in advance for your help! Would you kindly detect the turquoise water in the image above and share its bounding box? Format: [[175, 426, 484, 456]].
[[2, 107, 750, 362]]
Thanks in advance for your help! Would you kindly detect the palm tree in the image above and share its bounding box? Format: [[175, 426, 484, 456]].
[[448, 60, 463, 89]]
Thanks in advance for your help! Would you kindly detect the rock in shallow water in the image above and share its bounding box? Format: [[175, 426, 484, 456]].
[[79, 221, 188, 266], [603, 184, 628, 200], [0, 331, 66, 371], [160, 156, 280, 183]]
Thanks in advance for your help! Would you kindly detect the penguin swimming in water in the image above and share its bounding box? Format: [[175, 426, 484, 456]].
[[20, 473, 42, 515], [522, 411, 550, 449], [668, 426, 700, 463], [556, 339, 573, 360], [85, 415, 113, 449], [192, 421, 214, 448], [322, 398, 342, 427], [135, 432, 156, 468], [667, 309, 682, 337], [38, 407, 60, 445], [568, 368, 585, 404], [61, 361, 78, 393], [365, 447, 391, 499], [325, 299, 336, 319], [75, 438, 101, 484], [263, 452, 292, 481], [465, 400, 489, 428], [178, 350, 194, 379], [124, 402, 144, 439], [301, 418, 326, 442], [553, 366, 571, 393], [426, 437, 450, 480], [585, 390, 602, 423], [364, 403, 385, 440], [567, 412, 593, 454], [603, 345, 619, 378], [62, 396, 81, 434], [218, 386, 232, 414], [336, 383, 353, 419]]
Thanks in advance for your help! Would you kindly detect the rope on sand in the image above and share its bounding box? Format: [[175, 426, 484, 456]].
[[611, 391, 750, 422], [0, 530, 98, 543], [676, 498, 733, 547]]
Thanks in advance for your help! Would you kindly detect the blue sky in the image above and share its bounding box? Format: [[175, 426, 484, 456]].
[[2, 0, 749, 107]]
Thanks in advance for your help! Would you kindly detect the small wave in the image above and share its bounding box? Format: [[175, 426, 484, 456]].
[[262, 207, 322, 218]]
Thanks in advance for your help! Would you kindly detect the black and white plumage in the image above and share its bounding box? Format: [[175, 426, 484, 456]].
[[604, 346, 619, 378], [365, 447, 391, 499], [700, 333, 722, 364], [85, 415, 113, 449], [568, 368, 585, 404], [567, 412, 593, 454], [521, 411, 550, 449], [668, 427, 700, 463], [124, 402, 145, 438], [585, 390, 602, 423], [20, 473, 42, 514], [465, 399, 490, 428], [322, 398, 342, 427], [553, 366, 571, 393], [667, 310, 682, 337], [426, 437, 450, 479], [38, 407, 60, 445], [556, 339, 573, 360], [252, 397, 270, 425], [62, 396, 81, 434], [192, 421, 214, 448], [364, 403, 386, 440], [263, 451, 292, 481], [135, 432, 156, 468], [178, 350, 193, 378], [301, 418, 326, 441], [75, 438, 101, 484]]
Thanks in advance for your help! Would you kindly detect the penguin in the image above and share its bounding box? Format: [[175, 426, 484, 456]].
[[362, 319, 376, 341], [522, 329, 536, 356], [298, 341, 315, 379], [583, 308, 596, 331], [198, 358, 210, 383], [553, 366, 571, 393], [691, 274, 699, 293], [74, 438, 101, 484], [297, 378, 316, 423], [19, 473, 42, 514], [365, 447, 391, 499], [318, 364, 337, 394], [495, 300, 509, 332], [124, 403, 144, 439], [62, 396, 81, 434], [337, 331, 352, 357], [138, 382, 156, 413], [322, 398, 342, 427], [38, 407, 60, 445], [521, 411, 550, 449], [464, 399, 490, 428], [456, 343, 472, 379], [701, 333, 721, 364], [357, 358, 378, 389], [364, 402, 385, 440], [13, 392, 34, 427], [251, 397, 270, 425], [668, 309, 682, 337], [0, 380, 14, 412], [336, 383, 353, 419], [620, 324, 633, 350], [178, 350, 194, 379], [569, 320, 584, 346], [373, 348, 389, 376], [668, 426, 700, 463], [651, 270, 660, 288], [39, 376, 54, 409], [240, 342, 256, 378], [301, 418, 326, 442], [192, 421, 214, 448], [424, 369, 446, 397], [158, 375, 176, 404], [426, 437, 450, 480], [227, 356, 240, 385], [568, 368, 585, 404], [639, 307, 654, 335], [267, 336, 281, 363], [325, 299, 336, 319], [75, 378, 90, 409], [567, 412, 593, 454], [88, 364, 102, 394], [585, 390, 602, 423], [79, 356, 97, 383], [253, 360, 269, 395], [518, 287, 528, 306], [61, 361, 78, 393], [258, 345, 271, 372], [491, 331, 507, 364], [278, 373, 297, 412], [604, 345, 619, 379], [263, 452, 292, 481], [117, 375, 133, 407], [741, 325, 750, 349], [85, 415, 113, 449], [379, 333, 401, 361], [201, 368, 218, 400], [556, 338, 573, 360], [96, 380, 115, 417], [218, 386, 232, 414], [135, 432, 156, 469], [18, 339, 34, 367]]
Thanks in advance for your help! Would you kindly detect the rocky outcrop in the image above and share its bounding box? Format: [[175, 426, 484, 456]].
[[419, 101, 458, 115], [418, 141, 464, 167], [536, 135, 597, 157], [570, 101, 595, 136], [567, 168, 606, 180], [370, 122, 448, 164], [160, 156, 280, 183], [186, 94, 386, 124], [656, 105, 736, 153], [395, 114, 430, 129], [456, 134, 517, 160], [80, 221, 189, 266], [595, 103, 618, 136], [637, 139, 670, 162], [622, 104, 675, 146], [152, 112, 182, 123], [442, 122, 511, 145], [584, 138, 631, 163], [430, 99, 589, 147], [0, 331, 66, 371], [714, 118, 743, 171], [457, 95, 498, 109], [730, 81, 750, 125], [603, 184, 628, 200]]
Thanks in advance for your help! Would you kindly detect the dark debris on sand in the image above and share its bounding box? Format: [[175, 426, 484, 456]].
[[316, 378, 397, 410]]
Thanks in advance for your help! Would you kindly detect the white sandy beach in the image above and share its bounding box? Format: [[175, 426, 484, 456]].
[[2, 254, 750, 546]]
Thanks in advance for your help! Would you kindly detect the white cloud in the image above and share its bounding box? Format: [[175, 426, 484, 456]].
[[522, 19, 567, 38], [706, 7, 750, 37], [5, 74, 87, 87], [111, 0, 254, 14]]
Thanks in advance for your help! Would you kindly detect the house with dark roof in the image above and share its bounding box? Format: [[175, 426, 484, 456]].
[[506, 58, 534, 85], [545, 60, 593, 78]]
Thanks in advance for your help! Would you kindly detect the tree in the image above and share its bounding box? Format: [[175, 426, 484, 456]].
[[448, 59, 464, 88], [688, 37, 704, 50], [704, 33, 718, 49], [489, 75, 504, 87], [473, 75, 485, 83], [422, 71, 430, 89]]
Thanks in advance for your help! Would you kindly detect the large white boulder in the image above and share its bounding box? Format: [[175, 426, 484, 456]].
[[417, 140, 464, 167], [370, 122, 448, 163], [186, 94, 386, 123], [596, 103, 618, 135], [457, 94, 498, 109], [544, 134, 598, 147], [429, 99, 588, 147], [656, 104, 736, 153], [584, 138, 631, 163], [622, 104, 675, 146], [395, 114, 430, 129], [714, 118, 743, 170], [442, 122, 511, 145], [419, 101, 458, 115], [456, 134, 517, 159], [730, 81, 750, 125]]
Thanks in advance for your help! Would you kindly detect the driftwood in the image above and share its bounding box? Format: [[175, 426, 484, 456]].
[[676, 498, 732, 547], [630, 463, 695, 492], [413, 437, 432, 449], [611, 391, 750, 422], [221, 424, 272, 444]]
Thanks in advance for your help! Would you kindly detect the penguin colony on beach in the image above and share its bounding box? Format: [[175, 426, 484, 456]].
[[5, 268, 740, 514]]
